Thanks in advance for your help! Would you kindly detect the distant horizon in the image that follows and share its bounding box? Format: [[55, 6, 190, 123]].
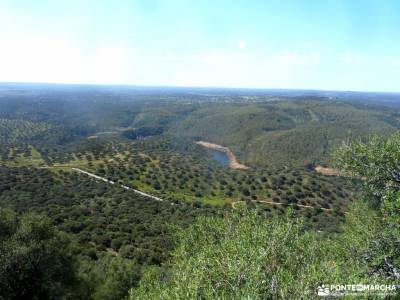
[[1, 81, 399, 95], [1, 1, 399, 92]]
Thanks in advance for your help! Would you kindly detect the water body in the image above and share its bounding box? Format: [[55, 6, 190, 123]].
[[208, 149, 230, 167]]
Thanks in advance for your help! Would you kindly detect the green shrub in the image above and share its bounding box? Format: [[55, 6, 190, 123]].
[[129, 208, 382, 299], [0, 209, 77, 300]]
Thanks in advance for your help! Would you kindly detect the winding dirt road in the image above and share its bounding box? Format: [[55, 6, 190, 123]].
[[72, 168, 163, 202], [231, 199, 332, 211], [73, 169, 333, 212], [44, 166, 332, 210]]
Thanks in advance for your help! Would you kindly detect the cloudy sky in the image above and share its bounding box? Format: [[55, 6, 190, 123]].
[[0, 0, 399, 91]]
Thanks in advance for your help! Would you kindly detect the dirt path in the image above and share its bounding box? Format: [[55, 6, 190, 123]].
[[314, 165, 339, 176], [42, 164, 164, 202], [195, 141, 249, 170], [43, 164, 333, 210], [231, 201, 246, 209], [257, 200, 332, 211], [231, 199, 332, 211], [71, 168, 163, 201]]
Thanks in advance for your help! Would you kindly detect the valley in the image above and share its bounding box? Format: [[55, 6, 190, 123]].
[[2, 0, 399, 298], [1, 84, 399, 298]]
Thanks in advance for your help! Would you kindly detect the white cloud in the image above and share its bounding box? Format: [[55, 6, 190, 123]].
[[0, 34, 82, 83], [264, 52, 321, 67], [339, 52, 400, 69], [193, 52, 249, 64], [340, 51, 366, 65], [90, 47, 135, 84], [1, 29, 397, 91], [381, 56, 400, 67], [0, 32, 137, 84], [167, 51, 322, 89]]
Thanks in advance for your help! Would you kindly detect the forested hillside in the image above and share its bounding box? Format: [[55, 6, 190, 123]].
[[0, 166, 217, 299], [130, 133, 400, 299], [1, 85, 399, 299], [171, 100, 400, 166], [1, 85, 399, 168]]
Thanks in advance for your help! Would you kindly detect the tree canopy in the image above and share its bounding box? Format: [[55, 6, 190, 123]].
[[130, 133, 400, 299]]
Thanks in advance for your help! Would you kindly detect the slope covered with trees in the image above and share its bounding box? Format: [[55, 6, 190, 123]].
[[171, 100, 400, 167], [130, 133, 400, 299], [1, 85, 399, 298]]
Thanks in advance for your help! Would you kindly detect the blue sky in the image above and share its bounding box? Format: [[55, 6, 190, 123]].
[[0, 0, 399, 91]]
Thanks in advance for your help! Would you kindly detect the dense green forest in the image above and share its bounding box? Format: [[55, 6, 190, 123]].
[[1, 85, 399, 298], [1, 86, 399, 168], [130, 132, 400, 299], [170, 100, 400, 167]]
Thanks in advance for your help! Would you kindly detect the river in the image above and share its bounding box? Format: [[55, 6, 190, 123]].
[[208, 149, 230, 167]]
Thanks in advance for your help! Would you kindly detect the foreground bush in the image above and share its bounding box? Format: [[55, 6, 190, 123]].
[[0, 210, 76, 300], [130, 207, 371, 299], [335, 133, 400, 281]]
